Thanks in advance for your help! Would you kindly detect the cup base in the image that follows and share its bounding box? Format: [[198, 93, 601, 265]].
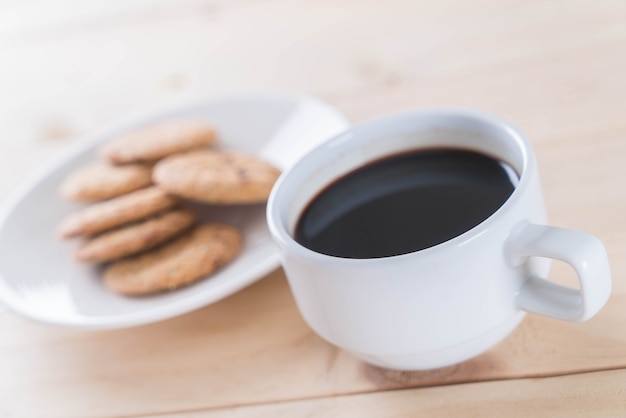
[[350, 312, 526, 370]]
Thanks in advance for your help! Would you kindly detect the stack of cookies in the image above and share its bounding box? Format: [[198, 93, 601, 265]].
[[58, 120, 281, 296]]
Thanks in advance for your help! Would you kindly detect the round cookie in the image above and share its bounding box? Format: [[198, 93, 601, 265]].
[[58, 186, 179, 238], [100, 119, 217, 165], [104, 223, 243, 295], [60, 162, 152, 202], [153, 150, 281, 204], [75, 209, 196, 263]]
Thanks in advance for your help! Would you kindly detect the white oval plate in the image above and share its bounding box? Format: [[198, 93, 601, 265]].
[[0, 95, 349, 329]]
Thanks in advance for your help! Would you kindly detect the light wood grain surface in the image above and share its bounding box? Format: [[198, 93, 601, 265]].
[[0, 0, 625, 417]]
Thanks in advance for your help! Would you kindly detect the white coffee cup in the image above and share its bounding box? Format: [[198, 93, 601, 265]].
[[266, 108, 611, 370]]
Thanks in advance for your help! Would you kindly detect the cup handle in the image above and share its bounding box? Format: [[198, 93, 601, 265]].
[[505, 222, 611, 321]]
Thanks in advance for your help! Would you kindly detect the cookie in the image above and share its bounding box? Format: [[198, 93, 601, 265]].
[[104, 223, 243, 295], [58, 186, 179, 238], [60, 162, 153, 202], [153, 150, 281, 204], [100, 120, 216, 165], [75, 209, 196, 263]]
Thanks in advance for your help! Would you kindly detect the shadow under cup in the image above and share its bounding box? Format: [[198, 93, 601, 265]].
[[266, 109, 593, 370]]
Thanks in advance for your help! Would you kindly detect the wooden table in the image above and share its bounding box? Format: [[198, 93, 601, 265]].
[[1, 0, 625, 416]]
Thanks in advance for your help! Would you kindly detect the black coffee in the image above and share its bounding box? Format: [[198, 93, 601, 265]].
[[295, 149, 517, 258]]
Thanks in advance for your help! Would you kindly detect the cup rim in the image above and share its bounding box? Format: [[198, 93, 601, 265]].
[[266, 107, 534, 265]]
